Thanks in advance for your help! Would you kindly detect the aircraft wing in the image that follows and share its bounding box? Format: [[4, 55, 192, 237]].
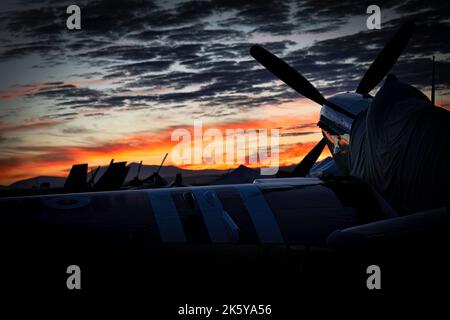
[[327, 205, 450, 251]]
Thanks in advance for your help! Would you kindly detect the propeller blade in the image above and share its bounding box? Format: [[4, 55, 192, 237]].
[[356, 21, 415, 94], [292, 138, 327, 177], [250, 45, 326, 106]]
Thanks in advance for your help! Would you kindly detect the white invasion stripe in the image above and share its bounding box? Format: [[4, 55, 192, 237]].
[[148, 190, 186, 243], [237, 185, 284, 244], [193, 190, 229, 243]]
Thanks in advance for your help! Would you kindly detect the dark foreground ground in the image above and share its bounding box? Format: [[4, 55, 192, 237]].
[[1, 223, 448, 318]]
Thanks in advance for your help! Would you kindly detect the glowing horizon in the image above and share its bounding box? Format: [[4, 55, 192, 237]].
[[0, 97, 328, 185]]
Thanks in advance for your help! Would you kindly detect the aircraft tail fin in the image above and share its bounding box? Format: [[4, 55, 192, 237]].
[[64, 163, 88, 191], [95, 161, 129, 190]]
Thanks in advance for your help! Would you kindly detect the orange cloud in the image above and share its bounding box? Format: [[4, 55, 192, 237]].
[[279, 141, 331, 166]]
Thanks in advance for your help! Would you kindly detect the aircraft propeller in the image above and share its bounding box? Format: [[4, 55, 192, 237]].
[[250, 22, 414, 176], [356, 21, 415, 94], [250, 45, 326, 106]]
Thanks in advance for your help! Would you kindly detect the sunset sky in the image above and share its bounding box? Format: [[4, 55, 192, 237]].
[[0, 0, 449, 185]]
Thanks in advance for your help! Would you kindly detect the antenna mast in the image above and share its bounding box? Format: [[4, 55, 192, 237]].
[[431, 56, 435, 106], [157, 153, 168, 174]]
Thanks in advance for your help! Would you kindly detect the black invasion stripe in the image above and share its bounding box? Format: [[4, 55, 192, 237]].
[[171, 190, 211, 244], [215, 187, 260, 244], [130, 191, 162, 243], [87, 191, 161, 243]]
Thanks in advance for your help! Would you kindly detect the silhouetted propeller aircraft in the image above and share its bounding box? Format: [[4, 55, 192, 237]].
[[93, 159, 129, 191], [1, 22, 449, 302]]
